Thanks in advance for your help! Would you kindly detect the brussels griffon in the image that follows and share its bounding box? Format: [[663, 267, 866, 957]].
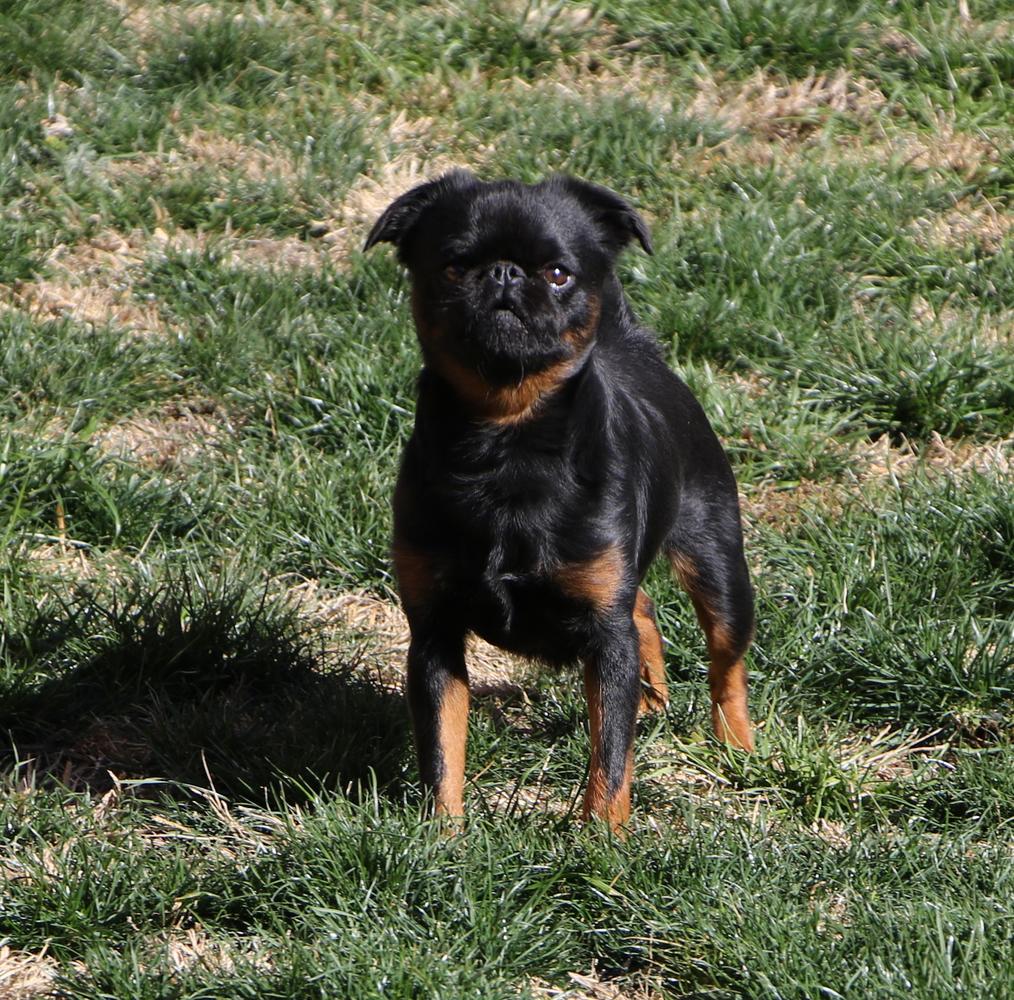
[[365, 171, 754, 830]]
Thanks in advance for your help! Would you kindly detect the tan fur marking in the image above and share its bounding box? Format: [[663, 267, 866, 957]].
[[581, 663, 633, 833], [437, 351, 584, 425], [634, 589, 669, 713], [411, 290, 601, 425], [669, 552, 755, 751], [487, 357, 584, 426], [435, 673, 469, 817], [669, 552, 698, 591], [556, 544, 625, 611], [697, 610, 754, 751], [709, 657, 753, 751], [392, 542, 434, 612]]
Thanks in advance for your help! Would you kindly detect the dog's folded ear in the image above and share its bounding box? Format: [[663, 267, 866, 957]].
[[549, 175, 653, 256], [363, 169, 478, 254]]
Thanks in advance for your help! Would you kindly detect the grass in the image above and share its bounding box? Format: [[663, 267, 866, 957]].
[[0, 1, 1012, 997]]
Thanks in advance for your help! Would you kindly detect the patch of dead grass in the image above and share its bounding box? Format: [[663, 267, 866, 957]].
[[92, 399, 236, 469], [102, 128, 300, 188], [181, 128, 299, 185], [688, 69, 887, 140], [147, 225, 344, 271], [7, 106, 465, 324], [689, 107, 1001, 184], [856, 431, 1014, 482], [742, 479, 846, 530], [110, 0, 280, 46], [530, 969, 661, 1000], [743, 429, 1012, 532], [21, 542, 104, 581], [340, 147, 461, 250], [910, 197, 1013, 253], [531, 55, 675, 113], [517, 0, 600, 36], [159, 929, 274, 978], [4, 230, 165, 339], [644, 724, 951, 828], [0, 224, 343, 340], [0, 946, 59, 1000], [870, 120, 1001, 178], [288, 581, 530, 690]]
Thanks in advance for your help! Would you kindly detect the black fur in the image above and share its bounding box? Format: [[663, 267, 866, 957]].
[[366, 172, 754, 824]]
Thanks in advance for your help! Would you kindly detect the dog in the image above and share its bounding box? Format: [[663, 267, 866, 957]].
[[365, 171, 754, 830]]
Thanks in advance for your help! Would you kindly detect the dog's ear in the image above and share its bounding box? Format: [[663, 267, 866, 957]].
[[549, 175, 653, 256], [363, 169, 477, 253]]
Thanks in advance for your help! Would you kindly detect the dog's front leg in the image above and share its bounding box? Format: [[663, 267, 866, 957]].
[[406, 628, 469, 818], [582, 619, 642, 832]]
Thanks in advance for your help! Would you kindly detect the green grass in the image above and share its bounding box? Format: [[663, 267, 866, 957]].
[[0, 0, 1011, 996]]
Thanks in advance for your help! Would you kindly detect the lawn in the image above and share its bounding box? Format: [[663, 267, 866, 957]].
[[1, 1, 1012, 997]]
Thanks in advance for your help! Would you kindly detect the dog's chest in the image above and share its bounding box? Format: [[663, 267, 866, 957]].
[[441, 460, 597, 659], [447, 449, 575, 567]]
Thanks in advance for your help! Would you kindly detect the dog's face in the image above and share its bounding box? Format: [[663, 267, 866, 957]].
[[365, 172, 652, 386]]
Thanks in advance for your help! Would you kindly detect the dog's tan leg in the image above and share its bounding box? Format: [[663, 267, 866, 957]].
[[698, 612, 754, 751], [671, 553, 755, 751], [582, 660, 634, 832], [693, 600, 758, 746], [396, 540, 471, 816], [431, 671, 469, 816], [404, 636, 471, 818], [634, 589, 669, 714]]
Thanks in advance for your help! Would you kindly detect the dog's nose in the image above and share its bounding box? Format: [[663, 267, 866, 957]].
[[489, 261, 526, 287]]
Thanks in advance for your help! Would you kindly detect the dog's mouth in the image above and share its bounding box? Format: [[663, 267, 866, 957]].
[[444, 301, 569, 383], [490, 306, 527, 334]]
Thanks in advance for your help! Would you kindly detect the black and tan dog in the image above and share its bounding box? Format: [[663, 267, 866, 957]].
[[365, 171, 754, 830]]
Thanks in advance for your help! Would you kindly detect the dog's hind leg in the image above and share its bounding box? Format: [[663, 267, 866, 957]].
[[667, 509, 755, 751], [634, 589, 669, 714]]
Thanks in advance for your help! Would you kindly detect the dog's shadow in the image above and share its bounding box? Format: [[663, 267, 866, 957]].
[[0, 581, 410, 803]]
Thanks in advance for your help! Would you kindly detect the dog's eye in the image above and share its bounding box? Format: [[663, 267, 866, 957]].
[[543, 265, 572, 288], [443, 264, 465, 283]]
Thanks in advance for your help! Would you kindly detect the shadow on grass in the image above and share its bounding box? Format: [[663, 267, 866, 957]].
[[0, 578, 410, 803]]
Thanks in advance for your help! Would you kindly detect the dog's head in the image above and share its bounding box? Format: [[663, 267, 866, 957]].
[[365, 172, 652, 394]]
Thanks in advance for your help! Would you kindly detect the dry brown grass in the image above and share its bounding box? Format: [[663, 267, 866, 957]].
[[341, 149, 462, 248], [528, 56, 675, 113], [286, 580, 531, 690], [101, 128, 300, 188], [92, 399, 236, 470], [156, 929, 274, 978], [0, 223, 341, 341], [742, 479, 846, 530], [886, 123, 1004, 178], [910, 196, 1013, 253], [0, 947, 59, 1000], [856, 431, 1014, 482], [530, 968, 662, 1000], [21, 541, 105, 582], [2, 106, 467, 337], [642, 724, 951, 830], [742, 426, 1013, 533], [677, 63, 999, 188], [3, 230, 165, 339], [110, 0, 303, 48], [688, 69, 887, 140]]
